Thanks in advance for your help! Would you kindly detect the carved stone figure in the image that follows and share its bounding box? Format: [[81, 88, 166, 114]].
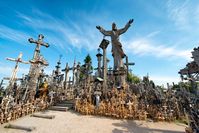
[[96, 19, 133, 70]]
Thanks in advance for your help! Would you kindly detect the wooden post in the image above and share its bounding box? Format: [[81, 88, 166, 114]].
[[96, 48, 103, 77], [4, 124, 36, 132], [99, 39, 109, 94]]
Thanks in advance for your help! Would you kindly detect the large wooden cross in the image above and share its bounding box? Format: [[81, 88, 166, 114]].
[[25, 34, 49, 102], [5, 52, 29, 94], [62, 63, 72, 90], [28, 34, 49, 59]]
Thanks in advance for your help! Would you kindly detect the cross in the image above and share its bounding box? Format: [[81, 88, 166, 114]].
[[72, 58, 76, 85], [28, 34, 49, 59], [5, 52, 29, 92], [55, 55, 62, 76], [0, 79, 4, 93], [126, 100, 133, 111], [75, 62, 81, 85], [25, 34, 49, 102], [67, 77, 73, 89], [62, 63, 72, 90], [124, 55, 135, 75]]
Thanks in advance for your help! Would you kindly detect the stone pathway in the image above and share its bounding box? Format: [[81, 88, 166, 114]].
[[0, 108, 187, 133]]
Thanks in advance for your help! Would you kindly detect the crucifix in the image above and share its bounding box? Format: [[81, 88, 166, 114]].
[[5, 52, 29, 96], [96, 19, 134, 87], [96, 19, 133, 69]]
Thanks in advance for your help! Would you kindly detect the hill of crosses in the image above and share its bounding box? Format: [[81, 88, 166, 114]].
[[0, 19, 198, 133]]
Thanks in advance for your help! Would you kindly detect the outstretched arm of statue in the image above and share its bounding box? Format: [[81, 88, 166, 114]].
[[118, 19, 134, 35], [96, 26, 111, 36]]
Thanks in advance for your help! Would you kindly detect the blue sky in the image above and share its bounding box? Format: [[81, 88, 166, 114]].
[[0, 0, 199, 86]]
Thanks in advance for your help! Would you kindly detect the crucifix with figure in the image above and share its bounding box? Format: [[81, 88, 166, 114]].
[[96, 19, 134, 87]]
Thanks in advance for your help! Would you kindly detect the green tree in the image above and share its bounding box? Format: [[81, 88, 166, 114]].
[[127, 73, 141, 84], [149, 80, 155, 88], [84, 54, 92, 64], [178, 81, 196, 93], [80, 54, 93, 80]]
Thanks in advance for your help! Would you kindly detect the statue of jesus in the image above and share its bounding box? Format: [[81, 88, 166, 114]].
[[96, 19, 133, 70]]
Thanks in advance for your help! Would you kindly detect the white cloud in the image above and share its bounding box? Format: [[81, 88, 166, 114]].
[[0, 25, 30, 45], [16, 10, 101, 52], [0, 66, 29, 79], [149, 75, 181, 86], [195, 5, 199, 24], [125, 38, 191, 60], [166, 0, 192, 30], [146, 31, 160, 38]]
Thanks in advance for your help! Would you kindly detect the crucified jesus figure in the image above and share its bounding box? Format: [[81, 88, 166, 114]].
[[96, 19, 133, 70]]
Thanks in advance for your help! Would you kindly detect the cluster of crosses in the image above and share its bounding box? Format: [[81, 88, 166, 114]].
[[0, 20, 198, 133]]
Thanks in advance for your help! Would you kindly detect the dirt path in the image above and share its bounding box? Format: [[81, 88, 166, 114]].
[[0, 110, 187, 133]]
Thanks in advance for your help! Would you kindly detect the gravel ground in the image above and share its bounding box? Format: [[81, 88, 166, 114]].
[[0, 110, 187, 133]]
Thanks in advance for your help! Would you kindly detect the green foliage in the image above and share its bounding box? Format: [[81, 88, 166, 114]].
[[84, 54, 92, 64], [172, 84, 180, 90], [127, 73, 141, 84], [79, 54, 93, 80], [143, 76, 149, 84], [178, 81, 197, 93], [149, 80, 155, 88], [156, 85, 164, 92]]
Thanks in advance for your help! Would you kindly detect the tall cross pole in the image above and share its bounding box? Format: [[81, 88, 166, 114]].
[[6, 52, 29, 95], [75, 62, 81, 85], [72, 58, 76, 85], [99, 39, 109, 94], [62, 63, 72, 90], [26, 34, 49, 102], [96, 48, 103, 77], [0, 79, 4, 95]]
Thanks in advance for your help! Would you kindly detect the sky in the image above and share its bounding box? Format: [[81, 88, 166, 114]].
[[0, 0, 199, 86]]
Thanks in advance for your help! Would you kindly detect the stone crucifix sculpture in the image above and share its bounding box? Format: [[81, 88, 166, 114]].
[[96, 19, 133, 70], [96, 19, 134, 87]]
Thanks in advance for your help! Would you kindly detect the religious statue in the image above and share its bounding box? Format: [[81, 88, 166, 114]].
[[96, 19, 133, 70]]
